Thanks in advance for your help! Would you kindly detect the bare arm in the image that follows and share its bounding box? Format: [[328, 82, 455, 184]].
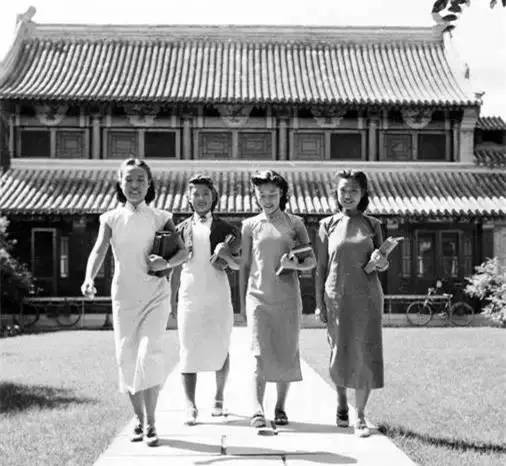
[[239, 223, 252, 315], [314, 221, 329, 313], [84, 222, 111, 282], [81, 222, 111, 296]]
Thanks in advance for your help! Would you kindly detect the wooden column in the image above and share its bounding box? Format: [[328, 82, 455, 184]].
[[368, 117, 378, 161], [91, 116, 101, 159], [278, 118, 288, 160], [459, 107, 478, 163], [8, 114, 15, 159], [183, 117, 192, 159]]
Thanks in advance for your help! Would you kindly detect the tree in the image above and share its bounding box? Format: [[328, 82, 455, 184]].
[[432, 0, 506, 32]]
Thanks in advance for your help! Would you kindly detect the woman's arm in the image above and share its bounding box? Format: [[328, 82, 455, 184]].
[[81, 221, 111, 296], [164, 217, 188, 268], [280, 216, 316, 272], [239, 222, 252, 315], [314, 221, 329, 320]]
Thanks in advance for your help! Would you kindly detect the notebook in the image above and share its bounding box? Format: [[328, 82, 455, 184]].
[[276, 244, 313, 276]]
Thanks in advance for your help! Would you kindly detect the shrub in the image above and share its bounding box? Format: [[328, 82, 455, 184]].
[[465, 257, 506, 326], [0, 216, 35, 311]]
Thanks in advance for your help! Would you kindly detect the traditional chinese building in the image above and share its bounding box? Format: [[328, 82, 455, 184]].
[[0, 10, 505, 314]]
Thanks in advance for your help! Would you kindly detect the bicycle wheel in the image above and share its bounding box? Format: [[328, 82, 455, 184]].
[[406, 302, 432, 326], [55, 303, 82, 328], [450, 302, 474, 326], [19, 304, 40, 328]]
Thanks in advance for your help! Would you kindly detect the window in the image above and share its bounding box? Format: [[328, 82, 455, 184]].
[[401, 236, 412, 278], [238, 132, 272, 159], [330, 133, 362, 160], [31, 228, 57, 295], [418, 134, 446, 161], [56, 131, 85, 158], [20, 130, 50, 157], [384, 133, 412, 161], [441, 232, 459, 278], [416, 233, 436, 278], [293, 133, 324, 160], [199, 132, 232, 159], [107, 131, 138, 159], [145, 131, 176, 158], [60, 236, 69, 278]]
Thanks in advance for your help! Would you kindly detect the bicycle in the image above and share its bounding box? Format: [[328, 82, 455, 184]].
[[406, 280, 474, 327]]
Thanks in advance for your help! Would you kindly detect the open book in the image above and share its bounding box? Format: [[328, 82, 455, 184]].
[[364, 236, 404, 273], [276, 244, 313, 276]]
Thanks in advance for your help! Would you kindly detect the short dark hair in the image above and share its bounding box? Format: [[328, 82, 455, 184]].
[[187, 173, 219, 212], [250, 170, 289, 211], [334, 170, 369, 212], [115, 158, 156, 204]]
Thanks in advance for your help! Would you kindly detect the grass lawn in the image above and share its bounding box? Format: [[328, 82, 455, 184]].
[[300, 327, 506, 466], [0, 330, 180, 466]]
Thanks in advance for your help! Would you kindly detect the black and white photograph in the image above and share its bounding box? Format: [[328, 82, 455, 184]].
[[0, 1, 505, 465]]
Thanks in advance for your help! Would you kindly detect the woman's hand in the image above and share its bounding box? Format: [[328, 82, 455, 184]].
[[81, 279, 96, 298], [315, 306, 328, 323], [279, 252, 299, 271], [147, 254, 169, 272], [214, 242, 232, 260], [369, 249, 388, 271]]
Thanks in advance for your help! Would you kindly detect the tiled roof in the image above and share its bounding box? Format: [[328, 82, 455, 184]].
[[476, 116, 506, 131], [0, 24, 477, 105], [1, 165, 504, 217], [474, 148, 506, 168]]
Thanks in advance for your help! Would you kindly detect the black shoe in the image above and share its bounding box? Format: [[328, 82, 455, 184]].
[[145, 425, 159, 447], [274, 409, 289, 426], [336, 408, 349, 427], [130, 422, 143, 442]]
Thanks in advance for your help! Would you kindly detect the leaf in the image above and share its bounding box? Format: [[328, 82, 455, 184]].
[[432, 0, 450, 13], [490, 0, 497, 7], [442, 13, 458, 21], [449, 4, 462, 12], [443, 24, 456, 33]]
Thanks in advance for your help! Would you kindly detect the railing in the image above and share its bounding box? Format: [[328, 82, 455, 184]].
[[19, 297, 112, 329]]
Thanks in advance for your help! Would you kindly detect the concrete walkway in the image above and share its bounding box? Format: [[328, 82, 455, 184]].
[[94, 328, 415, 465]]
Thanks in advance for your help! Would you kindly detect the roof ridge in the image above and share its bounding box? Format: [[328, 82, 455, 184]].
[[24, 22, 444, 44]]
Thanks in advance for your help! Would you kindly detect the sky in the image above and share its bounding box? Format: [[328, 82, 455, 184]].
[[0, 0, 505, 116]]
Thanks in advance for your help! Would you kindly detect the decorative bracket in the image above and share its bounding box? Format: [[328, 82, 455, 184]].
[[401, 108, 433, 129], [35, 104, 68, 126], [312, 107, 346, 128], [123, 103, 160, 127], [217, 105, 252, 127]]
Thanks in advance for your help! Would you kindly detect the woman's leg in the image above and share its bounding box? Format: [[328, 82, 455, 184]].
[[337, 386, 348, 411], [182, 373, 197, 409], [213, 354, 230, 415], [253, 362, 266, 414], [128, 390, 145, 424], [274, 382, 290, 412], [354, 388, 370, 421], [215, 353, 230, 404], [144, 385, 161, 427]]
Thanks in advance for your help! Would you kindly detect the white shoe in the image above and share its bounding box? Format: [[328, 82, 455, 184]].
[[354, 419, 371, 438], [185, 407, 198, 425]]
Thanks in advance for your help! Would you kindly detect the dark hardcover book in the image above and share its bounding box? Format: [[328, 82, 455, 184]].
[[276, 244, 313, 276], [148, 230, 180, 277]]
